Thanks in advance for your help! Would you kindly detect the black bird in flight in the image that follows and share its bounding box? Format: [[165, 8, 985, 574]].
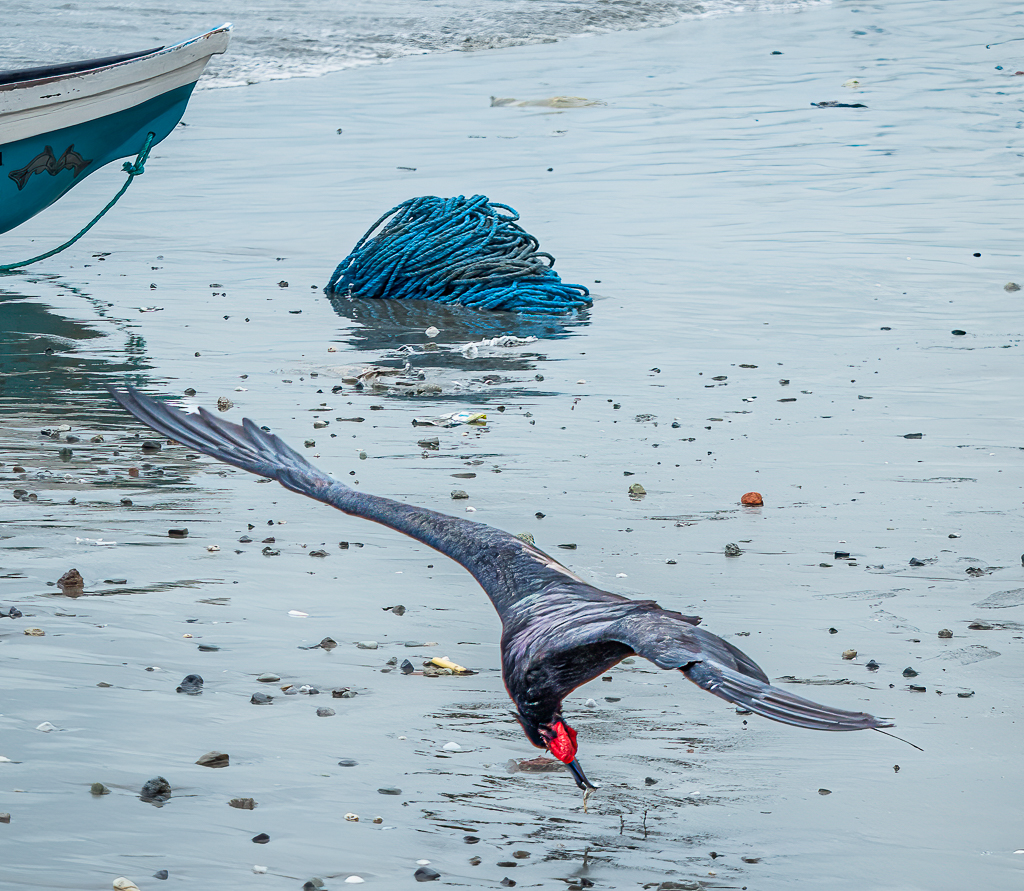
[[110, 386, 892, 793]]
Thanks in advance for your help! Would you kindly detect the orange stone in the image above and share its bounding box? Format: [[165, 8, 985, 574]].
[[740, 491, 763, 506]]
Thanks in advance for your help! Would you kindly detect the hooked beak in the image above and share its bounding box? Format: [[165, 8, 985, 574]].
[[566, 758, 596, 791]]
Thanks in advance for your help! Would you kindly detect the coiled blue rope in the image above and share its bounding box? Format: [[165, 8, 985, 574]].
[[325, 195, 591, 314]]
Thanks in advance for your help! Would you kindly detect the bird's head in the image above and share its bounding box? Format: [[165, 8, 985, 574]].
[[516, 711, 595, 790]]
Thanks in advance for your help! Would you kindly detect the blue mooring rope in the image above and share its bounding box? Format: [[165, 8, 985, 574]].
[[0, 132, 156, 273], [324, 195, 591, 314]]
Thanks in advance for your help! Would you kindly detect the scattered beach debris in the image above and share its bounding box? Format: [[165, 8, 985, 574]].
[[413, 411, 487, 428], [490, 96, 605, 107]]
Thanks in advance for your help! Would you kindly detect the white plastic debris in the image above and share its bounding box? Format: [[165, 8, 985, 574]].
[[206, 545, 221, 552], [585, 698, 597, 708], [615, 573, 627, 578], [35, 722, 57, 733], [75, 537, 117, 546], [425, 326, 440, 338], [442, 741, 461, 751], [416, 860, 431, 866], [344, 878, 366, 884], [252, 865, 268, 874], [288, 610, 309, 618], [412, 411, 487, 428]]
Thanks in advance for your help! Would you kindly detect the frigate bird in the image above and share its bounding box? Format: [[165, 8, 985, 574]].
[[109, 386, 892, 792]]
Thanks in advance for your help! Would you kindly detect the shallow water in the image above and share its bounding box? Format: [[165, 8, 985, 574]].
[[3, 0, 1024, 888]]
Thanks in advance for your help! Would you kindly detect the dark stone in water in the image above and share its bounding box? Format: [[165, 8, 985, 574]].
[[168, 528, 189, 538], [228, 797, 257, 809], [464, 835, 480, 844], [414, 866, 441, 882], [141, 439, 162, 451], [0, 606, 23, 619], [337, 758, 358, 767], [500, 879, 516, 888], [238, 535, 252, 543], [251, 691, 273, 705], [177, 674, 204, 694], [316, 707, 335, 717], [378, 786, 401, 795], [140, 776, 171, 803], [645, 777, 658, 785], [909, 685, 927, 692], [197, 644, 220, 652], [902, 667, 919, 678], [0, 813, 9, 824], [865, 660, 879, 671], [400, 659, 415, 674], [153, 870, 169, 880], [834, 551, 851, 559], [252, 833, 270, 844], [319, 636, 338, 649], [90, 783, 110, 795]]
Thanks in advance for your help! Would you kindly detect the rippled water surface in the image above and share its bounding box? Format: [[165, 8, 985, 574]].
[[2, 0, 1024, 888]]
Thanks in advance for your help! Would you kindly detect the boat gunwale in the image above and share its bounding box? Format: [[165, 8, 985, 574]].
[[0, 24, 232, 96]]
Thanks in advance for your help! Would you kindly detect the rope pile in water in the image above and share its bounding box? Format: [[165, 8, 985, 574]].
[[324, 195, 591, 314]]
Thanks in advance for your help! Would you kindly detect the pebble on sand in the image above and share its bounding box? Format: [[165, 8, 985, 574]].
[[176, 674, 204, 694], [140, 777, 172, 803], [196, 751, 229, 768], [57, 568, 84, 593]]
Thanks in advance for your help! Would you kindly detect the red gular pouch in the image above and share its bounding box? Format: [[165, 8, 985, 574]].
[[547, 721, 578, 764]]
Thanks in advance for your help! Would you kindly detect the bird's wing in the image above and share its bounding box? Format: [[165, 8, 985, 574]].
[[108, 386, 588, 616], [602, 609, 891, 731]]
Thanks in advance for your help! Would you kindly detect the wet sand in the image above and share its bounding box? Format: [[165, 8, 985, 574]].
[[2, 1, 1024, 888]]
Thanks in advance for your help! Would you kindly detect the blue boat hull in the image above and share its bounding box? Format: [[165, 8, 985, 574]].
[[0, 82, 195, 234]]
